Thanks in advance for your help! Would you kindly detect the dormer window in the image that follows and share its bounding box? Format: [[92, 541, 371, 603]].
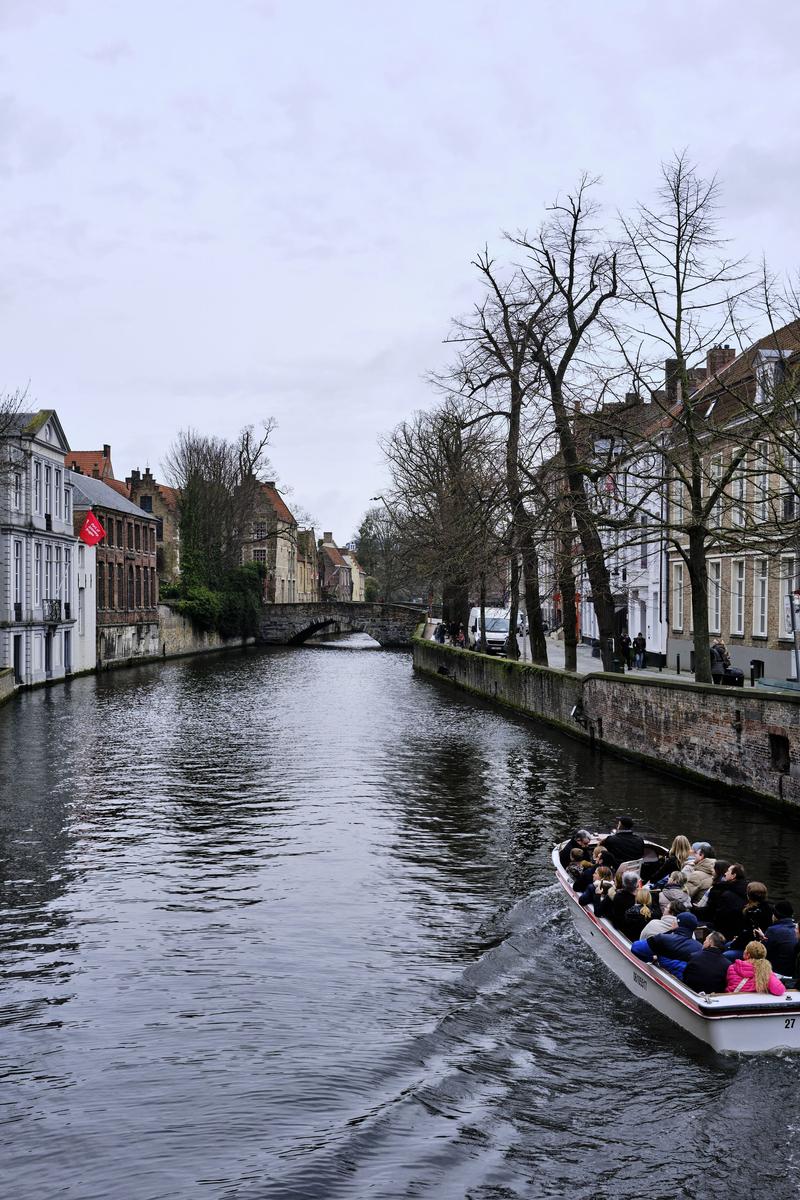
[[755, 348, 788, 405]]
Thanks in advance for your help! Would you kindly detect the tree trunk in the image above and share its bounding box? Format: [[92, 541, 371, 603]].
[[443, 579, 469, 635], [688, 526, 712, 683], [520, 532, 548, 664], [479, 572, 488, 653], [558, 532, 578, 672], [506, 551, 520, 660]]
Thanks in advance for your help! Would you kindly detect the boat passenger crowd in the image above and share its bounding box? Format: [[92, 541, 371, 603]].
[[560, 818, 800, 995]]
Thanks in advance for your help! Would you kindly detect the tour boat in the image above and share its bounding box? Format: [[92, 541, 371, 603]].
[[554, 842, 800, 1053]]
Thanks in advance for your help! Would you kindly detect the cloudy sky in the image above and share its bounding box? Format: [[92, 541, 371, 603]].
[[2, 1, 799, 539]]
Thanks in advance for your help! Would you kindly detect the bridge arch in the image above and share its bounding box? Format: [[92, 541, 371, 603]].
[[257, 602, 424, 649]]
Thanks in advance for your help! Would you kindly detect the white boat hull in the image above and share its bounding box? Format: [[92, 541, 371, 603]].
[[554, 847, 800, 1053]]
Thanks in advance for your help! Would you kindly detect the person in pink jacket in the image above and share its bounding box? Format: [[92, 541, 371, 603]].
[[725, 941, 786, 996]]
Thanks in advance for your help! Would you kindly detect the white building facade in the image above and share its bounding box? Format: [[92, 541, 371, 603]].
[[0, 410, 81, 687]]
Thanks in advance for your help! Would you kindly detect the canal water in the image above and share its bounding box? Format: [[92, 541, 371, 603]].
[[1, 640, 800, 1199]]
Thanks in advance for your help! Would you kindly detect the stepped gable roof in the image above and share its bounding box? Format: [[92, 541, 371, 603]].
[[71, 472, 154, 519], [261, 481, 296, 525], [66, 448, 115, 481]]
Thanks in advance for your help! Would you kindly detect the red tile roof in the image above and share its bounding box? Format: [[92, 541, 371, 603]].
[[155, 483, 179, 513], [105, 478, 131, 499], [66, 450, 114, 480], [322, 543, 347, 569], [261, 482, 296, 525]]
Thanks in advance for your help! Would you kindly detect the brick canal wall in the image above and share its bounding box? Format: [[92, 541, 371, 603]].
[[413, 638, 800, 810]]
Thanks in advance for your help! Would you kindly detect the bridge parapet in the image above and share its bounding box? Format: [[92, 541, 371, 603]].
[[257, 602, 425, 648]]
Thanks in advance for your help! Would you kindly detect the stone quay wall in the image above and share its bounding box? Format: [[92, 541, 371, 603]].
[[413, 637, 800, 810], [158, 605, 255, 661], [0, 667, 15, 706]]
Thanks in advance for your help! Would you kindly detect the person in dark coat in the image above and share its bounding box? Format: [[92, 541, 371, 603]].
[[633, 633, 646, 668], [764, 902, 800, 977], [599, 816, 645, 868], [703, 863, 748, 940], [572, 845, 614, 892], [729, 883, 774, 954], [596, 870, 639, 931], [683, 931, 730, 992], [632, 911, 703, 979], [579, 867, 613, 912], [559, 830, 593, 869], [620, 633, 632, 670]]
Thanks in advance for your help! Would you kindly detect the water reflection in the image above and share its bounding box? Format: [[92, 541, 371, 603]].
[[0, 643, 799, 1199]]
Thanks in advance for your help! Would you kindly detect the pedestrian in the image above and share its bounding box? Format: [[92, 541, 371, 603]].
[[620, 632, 632, 670], [710, 637, 729, 685], [633, 633, 646, 668], [456, 624, 466, 649]]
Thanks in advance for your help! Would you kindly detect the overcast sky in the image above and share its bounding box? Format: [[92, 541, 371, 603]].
[[2, 1, 799, 540]]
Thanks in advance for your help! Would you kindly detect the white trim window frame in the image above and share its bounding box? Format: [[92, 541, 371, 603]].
[[753, 558, 768, 637], [730, 449, 746, 528], [672, 561, 684, 632], [54, 468, 62, 518], [12, 471, 22, 511], [731, 558, 745, 636], [34, 542, 42, 606], [34, 460, 42, 514], [708, 453, 723, 526], [13, 539, 23, 604], [708, 558, 722, 634], [753, 441, 769, 523], [780, 555, 800, 638]]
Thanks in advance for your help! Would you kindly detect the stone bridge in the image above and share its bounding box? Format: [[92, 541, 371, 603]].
[[257, 602, 426, 648]]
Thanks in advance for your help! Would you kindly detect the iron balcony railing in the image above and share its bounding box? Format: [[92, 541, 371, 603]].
[[43, 598, 61, 623]]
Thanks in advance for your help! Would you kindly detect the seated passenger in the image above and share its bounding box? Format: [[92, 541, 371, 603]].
[[567, 846, 593, 884], [573, 845, 614, 892], [729, 881, 772, 953], [639, 909, 678, 941], [598, 816, 645, 868], [596, 870, 639, 930], [631, 911, 703, 980], [703, 863, 748, 939], [638, 846, 667, 887], [725, 941, 786, 996], [578, 866, 613, 911], [623, 887, 654, 941], [763, 902, 800, 978], [683, 843, 716, 902], [659, 871, 692, 914], [656, 835, 694, 884], [683, 931, 729, 993], [559, 829, 593, 869]]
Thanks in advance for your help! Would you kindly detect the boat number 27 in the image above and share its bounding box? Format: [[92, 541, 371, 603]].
[[786, 1018, 796, 1030]]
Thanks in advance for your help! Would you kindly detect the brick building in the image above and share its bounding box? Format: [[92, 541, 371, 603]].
[[242, 482, 298, 603], [126, 467, 181, 583], [296, 529, 320, 603], [70, 472, 160, 667], [318, 533, 353, 601]]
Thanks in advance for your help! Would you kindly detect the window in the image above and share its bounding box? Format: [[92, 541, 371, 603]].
[[731, 559, 745, 635], [64, 485, 71, 523], [753, 558, 768, 637], [116, 520, 122, 546], [639, 515, 648, 568], [144, 568, 150, 609], [780, 556, 800, 637], [151, 568, 157, 606], [128, 565, 134, 608], [708, 560, 722, 633], [135, 567, 142, 607], [140, 495, 153, 513], [108, 563, 115, 608], [150, 527, 156, 552], [13, 540, 22, 604], [670, 476, 686, 528], [730, 452, 746, 527], [117, 564, 123, 610], [753, 442, 769, 523], [34, 543, 42, 605], [134, 524, 141, 551], [45, 545, 52, 597], [13, 472, 22, 510], [708, 454, 722, 526], [98, 563, 105, 608], [55, 469, 62, 517], [55, 546, 63, 601], [253, 522, 268, 540], [672, 562, 684, 631], [34, 461, 42, 513], [44, 464, 52, 515], [78, 544, 85, 569], [782, 455, 800, 521], [65, 549, 72, 605], [253, 549, 268, 563], [107, 519, 114, 547], [127, 524, 134, 550]]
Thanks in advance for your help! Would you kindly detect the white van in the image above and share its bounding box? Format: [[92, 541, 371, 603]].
[[468, 607, 517, 654]]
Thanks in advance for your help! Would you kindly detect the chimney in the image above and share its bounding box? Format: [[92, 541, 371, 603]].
[[103, 444, 111, 458], [625, 391, 642, 406], [265, 480, 276, 488], [706, 344, 736, 378], [92, 468, 100, 479], [664, 358, 679, 405], [323, 532, 333, 543]]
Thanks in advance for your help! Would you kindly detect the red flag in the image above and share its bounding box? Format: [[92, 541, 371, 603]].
[[78, 511, 106, 546]]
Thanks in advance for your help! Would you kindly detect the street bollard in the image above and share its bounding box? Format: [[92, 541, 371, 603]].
[[676, 654, 680, 676]]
